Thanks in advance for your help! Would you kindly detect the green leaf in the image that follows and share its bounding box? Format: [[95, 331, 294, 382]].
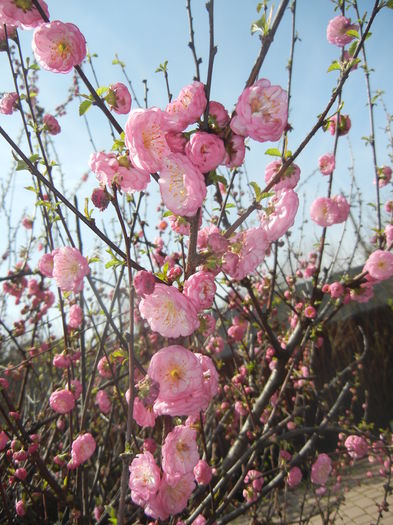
[[208, 171, 227, 186], [79, 100, 92, 116], [15, 160, 29, 172], [96, 86, 108, 96], [348, 40, 357, 57], [386, 0, 393, 8], [162, 210, 173, 217], [327, 61, 341, 72], [24, 186, 37, 193], [29, 154, 40, 163], [250, 181, 263, 203], [265, 148, 281, 157], [346, 29, 359, 38], [155, 60, 168, 73]]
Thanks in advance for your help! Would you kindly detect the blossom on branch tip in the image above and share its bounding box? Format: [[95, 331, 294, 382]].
[[230, 78, 288, 142], [32, 21, 87, 74], [106, 82, 131, 114], [0, 0, 49, 30], [0, 92, 18, 114], [327, 16, 358, 47]]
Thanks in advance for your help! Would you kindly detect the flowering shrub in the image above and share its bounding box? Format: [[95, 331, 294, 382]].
[[0, 1, 393, 524]]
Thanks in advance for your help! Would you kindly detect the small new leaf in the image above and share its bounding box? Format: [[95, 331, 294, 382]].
[[250, 181, 263, 203], [265, 147, 281, 157], [327, 61, 341, 72], [79, 100, 92, 116], [346, 29, 359, 39]]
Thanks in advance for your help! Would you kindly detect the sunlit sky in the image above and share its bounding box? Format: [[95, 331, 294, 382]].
[[1, 0, 393, 282]]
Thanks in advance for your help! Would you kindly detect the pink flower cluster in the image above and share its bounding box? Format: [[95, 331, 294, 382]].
[[68, 433, 96, 469], [260, 189, 299, 242], [38, 247, 90, 293], [344, 435, 368, 460], [310, 194, 350, 227], [327, 16, 358, 47], [129, 424, 207, 519]]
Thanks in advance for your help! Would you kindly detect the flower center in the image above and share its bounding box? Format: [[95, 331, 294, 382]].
[[14, 0, 32, 11]]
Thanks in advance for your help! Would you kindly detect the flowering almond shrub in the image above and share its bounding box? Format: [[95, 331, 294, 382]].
[[0, 1, 393, 524]]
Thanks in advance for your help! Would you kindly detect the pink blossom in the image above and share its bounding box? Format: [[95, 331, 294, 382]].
[[158, 153, 206, 217], [183, 271, 216, 311], [244, 470, 264, 492], [132, 396, 156, 427], [0, 92, 18, 115], [52, 247, 89, 293], [385, 224, 393, 246], [260, 189, 299, 242], [304, 305, 316, 319], [69, 433, 96, 467], [363, 250, 393, 281], [43, 114, 61, 135], [15, 500, 26, 517], [129, 451, 161, 502], [49, 389, 75, 414], [195, 353, 219, 407], [287, 466, 303, 488], [165, 131, 187, 154], [228, 316, 247, 341], [311, 453, 332, 485], [14, 467, 27, 481], [194, 459, 212, 485], [345, 435, 368, 459], [310, 196, 349, 227], [185, 131, 225, 173], [231, 78, 287, 142], [95, 389, 112, 414], [134, 270, 156, 296], [332, 194, 350, 222], [222, 227, 268, 280], [209, 101, 230, 132], [0, 430, 9, 451], [97, 356, 114, 379], [146, 473, 195, 519], [165, 81, 207, 131], [222, 134, 246, 168], [162, 425, 199, 482], [197, 224, 220, 250], [319, 153, 336, 175], [53, 353, 71, 369], [0, 0, 49, 29], [32, 21, 86, 74], [70, 379, 82, 400], [329, 282, 344, 298], [125, 107, 171, 172], [139, 283, 199, 338], [327, 114, 351, 136], [38, 253, 54, 277], [378, 166, 392, 187], [148, 345, 204, 416], [265, 160, 300, 191], [106, 82, 131, 114], [350, 282, 374, 303], [68, 304, 83, 329], [199, 313, 216, 337], [22, 217, 33, 229], [327, 16, 358, 47], [91, 188, 110, 210]]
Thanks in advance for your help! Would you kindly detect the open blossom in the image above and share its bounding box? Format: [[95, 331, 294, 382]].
[[97, 356, 115, 379], [95, 389, 111, 414], [158, 153, 206, 217], [194, 459, 212, 485], [43, 114, 61, 135], [134, 270, 156, 296], [222, 227, 268, 280], [344, 435, 368, 459], [165, 81, 207, 131], [185, 131, 225, 173], [144, 473, 195, 520], [139, 283, 199, 338], [0, 92, 18, 115], [311, 453, 332, 485], [319, 153, 336, 175], [129, 451, 161, 503], [310, 195, 349, 227], [0, 0, 49, 29], [183, 271, 216, 311], [32, 21, 87, 74], [209, 101, 230, 132], [195, 353, 219, 406], [52, 247, 90, 293], [363, 250, 393, 281], [69, 433, 96, 467], [106, 82, 131, 114], [260, 189, 299, 242], [265, 160, 300, 191], [125, 107, 171, 173], [327, 16, 358, 47], [49, 389, 75, 414], [161, 425, 199, 482], [15, 500, 26, 517], [230, 78, 287, 142], [148, 345, 204, 416], [378, 166, 392, 188]]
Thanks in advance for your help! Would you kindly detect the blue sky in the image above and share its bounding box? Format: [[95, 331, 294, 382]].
[[1, 0, 393, 281]]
